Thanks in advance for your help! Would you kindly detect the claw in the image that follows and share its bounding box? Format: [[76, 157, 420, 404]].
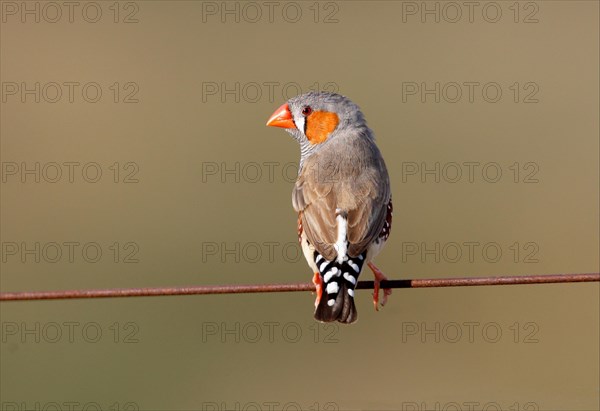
[[373, 280, 381, 311], [312, 272, 323, 309], [368, 262, 392, 310]]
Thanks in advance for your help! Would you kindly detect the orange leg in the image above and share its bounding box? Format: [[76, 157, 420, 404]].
[[368, 262, 392, 311], [312, 272, 323, 308]]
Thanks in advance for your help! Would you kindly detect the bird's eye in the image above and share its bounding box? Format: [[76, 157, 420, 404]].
[[301, 106, 313, 116]]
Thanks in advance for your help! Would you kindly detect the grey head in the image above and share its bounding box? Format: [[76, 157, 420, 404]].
[[266, 91, 372, 167]]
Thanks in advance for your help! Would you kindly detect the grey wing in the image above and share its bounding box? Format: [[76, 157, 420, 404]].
[[292, 171, 339, 261], [292, 147, 391, 260]]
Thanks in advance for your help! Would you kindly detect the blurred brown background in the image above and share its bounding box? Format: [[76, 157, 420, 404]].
[[1, 1, 598, 410]]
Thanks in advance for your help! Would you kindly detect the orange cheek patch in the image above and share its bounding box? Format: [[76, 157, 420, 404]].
[[305, 111, 339, 144]]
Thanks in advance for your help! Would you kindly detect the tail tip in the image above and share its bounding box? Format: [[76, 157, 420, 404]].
[[314, 284, 358, 324]]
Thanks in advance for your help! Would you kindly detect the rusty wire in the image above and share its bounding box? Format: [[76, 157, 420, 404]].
[[0, 273, 598, 302]]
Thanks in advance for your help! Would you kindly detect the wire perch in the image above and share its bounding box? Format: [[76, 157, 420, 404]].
[[0, 273, 598, 302]]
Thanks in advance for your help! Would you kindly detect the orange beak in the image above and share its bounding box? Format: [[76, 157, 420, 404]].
[[266, 103, 296, 129]]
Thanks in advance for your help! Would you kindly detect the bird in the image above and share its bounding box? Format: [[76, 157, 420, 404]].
[[266, 92, 393, 324]]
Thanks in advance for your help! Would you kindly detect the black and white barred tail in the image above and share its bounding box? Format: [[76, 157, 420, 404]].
[[313, 250, 366, 324]]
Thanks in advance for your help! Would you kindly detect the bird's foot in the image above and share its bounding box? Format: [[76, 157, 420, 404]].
[[368, 262, 392, 311], [312, 272, 323, 308]]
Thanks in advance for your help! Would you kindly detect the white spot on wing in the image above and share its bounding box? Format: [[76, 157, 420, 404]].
[[347, 289, 354, 297], [343, 272, 356, 285], [327, 299, 335, 307], [348, 261, 359, 273]]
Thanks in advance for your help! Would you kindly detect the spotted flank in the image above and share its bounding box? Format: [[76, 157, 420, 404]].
[[297, 214, 303, 243], [379, 199, 393, 241], [313, 250, 366, 324]]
